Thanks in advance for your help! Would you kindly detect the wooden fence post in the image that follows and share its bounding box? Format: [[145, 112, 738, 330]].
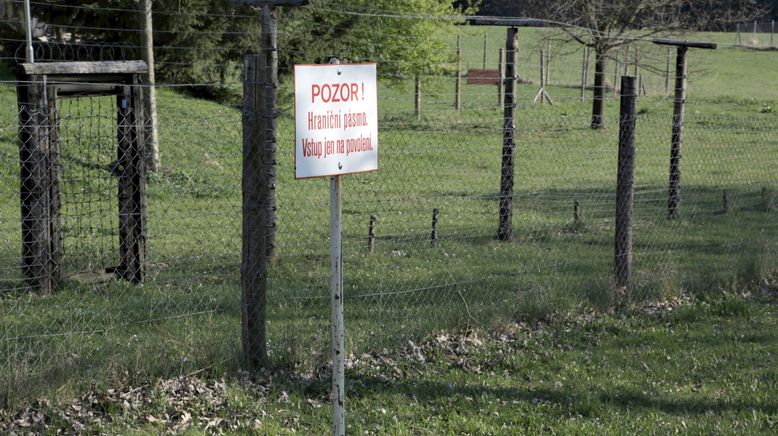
[[667, 46, 687, 220], [116, 82, 147, 284], [498, 27, 518, 241], [754, 20, 758, 45], [532, 49, 553, 105], [737, 23, 741, 45], [580, 46, 589, 102], [545, 40, 550, 85], [455, 35, 461, 112], [139, 0, 159, 172], [431, 208, 439, 246], [368, 215, 376, 253], [483, 33, 488, 69], [16, 77, 60, 293], [623, 46, 629, 76], [574, 200, 581, 224], [241, 5, 279, 371], [414, 74, 421, 121], [497, 48, 504, 108], [612, 48, 620, 96], [614, 75, 637, 293], [664, 47, 671, 95]]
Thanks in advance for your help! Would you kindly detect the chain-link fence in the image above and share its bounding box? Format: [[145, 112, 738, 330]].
[[1, 15, 777, 408], [736, 20, 777, 47]]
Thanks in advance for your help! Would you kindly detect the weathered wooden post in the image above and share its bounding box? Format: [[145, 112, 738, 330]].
[[544, 39, 551, 85], [16, 72, 59, 293], [666, 45, 687, 220], [466, 17, 551, 241], [612, 48, 620, 96], [499, 26, 518, 240], [622, 46, 629, 76], [138, 0, 159, 172], [736, 23, 741, 45], [431, 208, 439, 247], [116, 82, 147, 284], [653, 39, 717, 220], [754, 20, 758, 45], [580, 46, 589, 102], [574, 200, 581, 224], [455, 35, 461, 112], [483, 33, 488, 69], [237, 0, 308, 372], [532, 49, 553, 105], [772, 20, 775, 47], [414, 74, 421, 121], [614, 75, 637, 292], [497, 48, 504, 108], [664, 47, 671, 95], [368, 215, 376, 253]]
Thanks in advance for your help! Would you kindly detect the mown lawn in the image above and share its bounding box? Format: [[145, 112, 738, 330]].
[[1, 292, 775, 434]]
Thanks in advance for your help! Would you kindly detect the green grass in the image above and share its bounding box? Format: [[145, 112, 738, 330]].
[[0, 28, 777, 414], [3, 293, 776, 433]]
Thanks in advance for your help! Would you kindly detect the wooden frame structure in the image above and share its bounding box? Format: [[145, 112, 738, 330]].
[[16, 60, 148, 293]]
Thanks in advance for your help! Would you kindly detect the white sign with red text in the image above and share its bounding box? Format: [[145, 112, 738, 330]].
[[294, 63, 378, 179]]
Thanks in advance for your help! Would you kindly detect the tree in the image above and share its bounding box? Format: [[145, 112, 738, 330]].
[[277, 0, 461, 81], [528, 0, 765, 128], [1, 1, 463, 98], [0, 0, 260, 98]]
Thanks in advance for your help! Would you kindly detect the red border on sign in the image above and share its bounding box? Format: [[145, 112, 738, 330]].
[[293, 63, 379, 180]]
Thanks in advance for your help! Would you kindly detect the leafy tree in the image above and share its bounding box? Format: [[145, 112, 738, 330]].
[[277, 0, 462, 81], [2, 1, 465, 97]]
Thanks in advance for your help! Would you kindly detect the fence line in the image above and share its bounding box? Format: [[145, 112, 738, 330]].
[[0, 5, 776, 408]]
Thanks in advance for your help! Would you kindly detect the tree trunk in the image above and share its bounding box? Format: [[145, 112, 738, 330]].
[[590, 49, 606, 129]]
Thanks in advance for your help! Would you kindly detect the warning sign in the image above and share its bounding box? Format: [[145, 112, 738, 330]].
[[294, 63, 378, 179]]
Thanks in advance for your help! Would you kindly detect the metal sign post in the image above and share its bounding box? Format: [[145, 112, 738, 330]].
[[294, 58, 378, 435], [329, 173, 345, 435], [327, 56, 345, 436]]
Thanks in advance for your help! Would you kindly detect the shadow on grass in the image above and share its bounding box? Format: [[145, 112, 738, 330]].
[[344, 377, 778, 417]]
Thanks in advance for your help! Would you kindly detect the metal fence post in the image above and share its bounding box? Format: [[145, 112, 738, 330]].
[[498, 27, 517, 241], [615, 75, 637, 293]]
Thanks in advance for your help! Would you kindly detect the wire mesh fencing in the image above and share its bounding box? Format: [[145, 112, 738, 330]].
[[735, 20, 777, 47], [0, 17, 776, 409]]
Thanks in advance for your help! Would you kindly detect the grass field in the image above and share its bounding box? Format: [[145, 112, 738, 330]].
[[0, 26, 777, 425], [1, 292, 776, 433]]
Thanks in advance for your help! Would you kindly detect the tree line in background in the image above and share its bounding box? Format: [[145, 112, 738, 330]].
[[0, 0, 769, 123], [0, 0, 463, 98]]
